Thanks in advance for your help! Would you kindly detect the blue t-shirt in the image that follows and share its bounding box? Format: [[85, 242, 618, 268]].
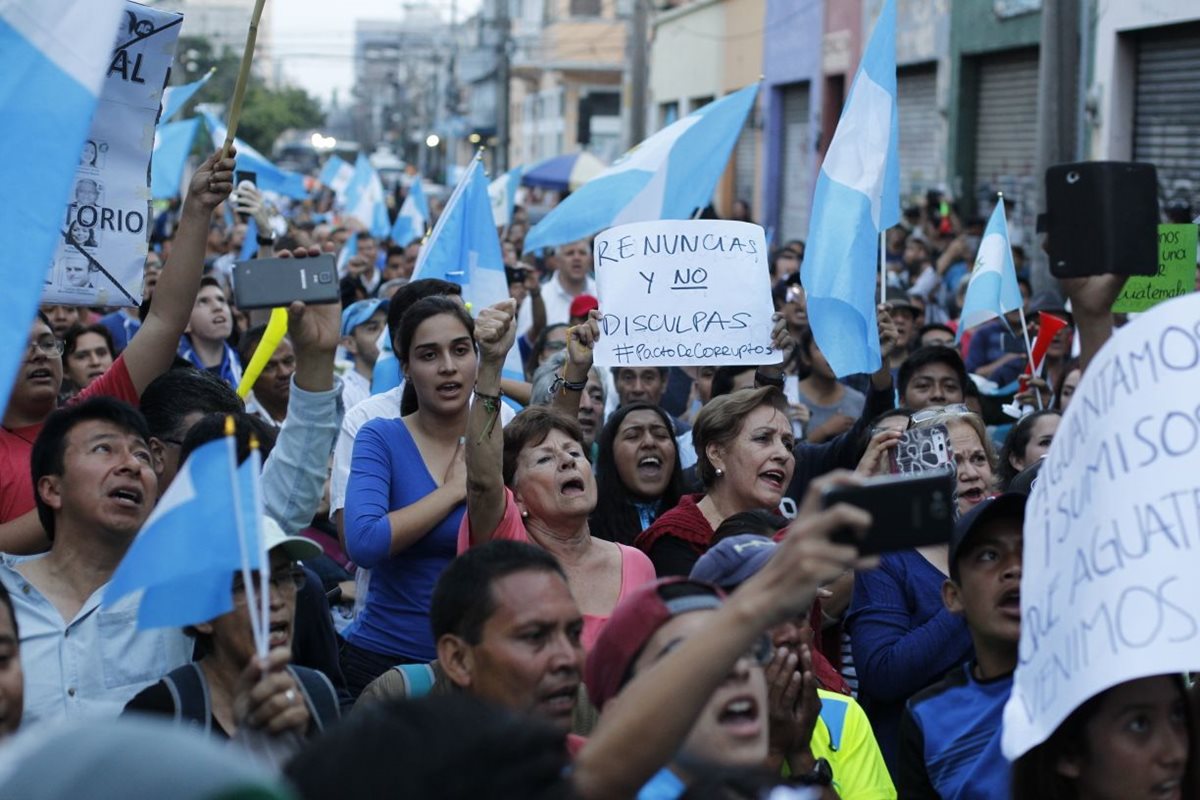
[[845, 550, 974, 772], [638, 768, 686, 800], [898, 663, 1013, 800], [343, 417, 463, 661]]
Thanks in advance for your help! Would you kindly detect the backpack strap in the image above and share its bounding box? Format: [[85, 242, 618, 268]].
[[161, 663, 212, 736], [288, 666, 341, 733], [392, 663, 437, 699]]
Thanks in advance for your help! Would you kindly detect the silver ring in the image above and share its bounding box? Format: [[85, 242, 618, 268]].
[[285, 689, 297, 704]]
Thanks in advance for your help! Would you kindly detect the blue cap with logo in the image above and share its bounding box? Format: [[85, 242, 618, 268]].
[[689, 534, 777, 590], [340, 298, 388, 337]]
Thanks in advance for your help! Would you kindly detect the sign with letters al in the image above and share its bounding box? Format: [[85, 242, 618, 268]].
[[44, 1, 182, 307], [1002, 291, 1200, 760], [592, 220, 777, 368]]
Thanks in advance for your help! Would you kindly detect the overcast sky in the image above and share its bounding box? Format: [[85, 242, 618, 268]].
[[270, 0, 478, 105]]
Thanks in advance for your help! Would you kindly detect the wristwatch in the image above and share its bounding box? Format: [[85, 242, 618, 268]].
[[754, 369, 785, 389]]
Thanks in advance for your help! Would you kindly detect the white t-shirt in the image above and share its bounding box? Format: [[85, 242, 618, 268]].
[[516, 274, 597, 337]]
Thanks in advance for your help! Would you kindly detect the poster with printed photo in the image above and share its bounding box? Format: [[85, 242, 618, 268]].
[[43, 1, 183, 307]]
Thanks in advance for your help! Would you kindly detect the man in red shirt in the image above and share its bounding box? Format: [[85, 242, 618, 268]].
[[0, 150, 236, 554]]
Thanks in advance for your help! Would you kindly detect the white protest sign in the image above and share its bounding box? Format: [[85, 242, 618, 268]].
[[592, 220, 776, 367], [44, 2, 182, 307], [1002, 291, 1200, 760]]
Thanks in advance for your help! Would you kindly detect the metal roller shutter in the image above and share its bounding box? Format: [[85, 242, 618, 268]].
[[778, 82, 812, 241], [734, 123, 756, 214], [1134, 22, 1200, 212], [974, 48, 1039, 246], [897, 63, 940, 203]]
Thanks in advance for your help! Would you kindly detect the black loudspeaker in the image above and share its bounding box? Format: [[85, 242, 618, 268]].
[[1042, 161, 1159, 278]]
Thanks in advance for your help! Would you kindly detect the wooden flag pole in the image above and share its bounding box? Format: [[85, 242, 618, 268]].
[[219, 0, 268, 160]]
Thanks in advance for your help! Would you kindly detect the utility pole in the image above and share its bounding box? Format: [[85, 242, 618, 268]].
[[624, 0, 648, 149], [1031, 0, 1081, 297], [496, 0, 512, 172]]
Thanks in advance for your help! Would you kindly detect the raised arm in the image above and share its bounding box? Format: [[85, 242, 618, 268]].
[[574, 480, 873, 800], [549, 310, 600, 418], [123, 149, 234, 395], [464, 300, 518, 545], [260, 253, 344, 535], [1059, 274, 1126, 372]]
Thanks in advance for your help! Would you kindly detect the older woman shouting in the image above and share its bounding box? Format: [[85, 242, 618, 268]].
[[634, 387, 797, 576], [459, 300, 655, 651]]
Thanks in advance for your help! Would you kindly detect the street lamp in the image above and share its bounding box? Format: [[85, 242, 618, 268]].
[[425, 134, 441, 148]]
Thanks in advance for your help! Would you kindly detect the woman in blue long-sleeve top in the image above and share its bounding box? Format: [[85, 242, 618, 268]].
[[845, 408, 997, 772], [341, 297, 476, 698]]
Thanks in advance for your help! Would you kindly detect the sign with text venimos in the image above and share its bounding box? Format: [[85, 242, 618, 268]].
[[1002, 291, 1200, 759]]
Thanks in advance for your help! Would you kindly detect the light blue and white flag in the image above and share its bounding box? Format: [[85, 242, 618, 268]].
[[523, 84, 759, 253], [957, 200, 1024, 335], [318, 154, 354, 200], [238, 217, 259, 262], [390, 179, 429, 245], [335, 230, 358, 277], [344, 153, 391, 239], [0, 0, 125, 415], [801, 0, 899, 377], [151, 117, 201, 200], [160, 67, 214, 123], [414, 158, 523, 381], [106, 435, 262, 629], [488, 166, 523, 228], [199, 108, 308, 200]]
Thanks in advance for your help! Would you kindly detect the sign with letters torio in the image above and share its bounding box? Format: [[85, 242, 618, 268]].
[[1002, 290, 1200, 760], [44, 1, 182, 307], [592, 220, 778, 368]]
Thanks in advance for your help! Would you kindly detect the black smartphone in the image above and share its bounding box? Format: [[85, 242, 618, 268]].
[[823, 471, 956, 555], [1044, 161, 1158, 279], [235, 171, 257, 222], [233, 254, 339, 310]]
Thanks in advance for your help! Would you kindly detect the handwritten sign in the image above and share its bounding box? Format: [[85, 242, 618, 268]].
[[1001, 291, 1200, 760], [592, 220, 777, 367], [44, 2, 182, 307], [1112, 224, 1197, 313]]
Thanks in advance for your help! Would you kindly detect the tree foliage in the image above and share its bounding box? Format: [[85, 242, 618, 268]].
[[172, 35, 324, 155]]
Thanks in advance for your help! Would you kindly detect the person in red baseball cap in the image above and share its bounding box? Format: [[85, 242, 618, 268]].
[[579, 474, 877, 799], [568, 294, 599, 326]]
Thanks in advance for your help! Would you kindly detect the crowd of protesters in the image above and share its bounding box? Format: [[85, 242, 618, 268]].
[[0, 147, 1195, 799]]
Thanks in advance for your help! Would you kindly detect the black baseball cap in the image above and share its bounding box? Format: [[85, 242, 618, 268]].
[[949, 493, 1026, 582]]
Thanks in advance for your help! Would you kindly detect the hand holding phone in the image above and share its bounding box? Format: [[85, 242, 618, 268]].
[[823, 471, 956, 555], [890, 424, 954, 476], [233, 253, 340, 310]]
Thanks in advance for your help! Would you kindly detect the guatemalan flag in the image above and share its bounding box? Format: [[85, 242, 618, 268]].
[[488, 166, 523, 228], [106, 434, 263, 629], [319, 154, 355, 201], [390, 179, 429, 245], [159, 67, 213, 123], [0, 0, 125, 415], [344, 153, 391, 239], [414, 158, 523, 383], [957, 200, 1024, 335], [151, 117, 201, 200], [801, 0, 899, 377], [523, 84, 759, 253]]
